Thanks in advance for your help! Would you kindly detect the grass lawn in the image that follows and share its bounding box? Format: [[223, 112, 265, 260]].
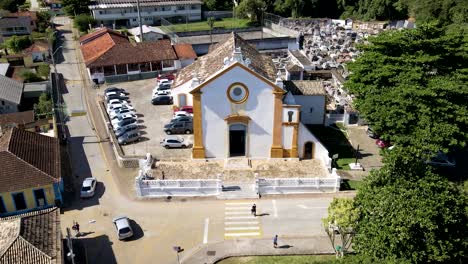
[[340, 179, 364, 191], [307, 125, 356, 170], [168, 18, 253, 32], [216, 255, 336, 264]]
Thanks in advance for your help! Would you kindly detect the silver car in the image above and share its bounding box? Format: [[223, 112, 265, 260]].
[[80, 177, 97, 198], [118, 131, 140, 145], [160, 136, 191, 149], [113, 216, 134, 240]]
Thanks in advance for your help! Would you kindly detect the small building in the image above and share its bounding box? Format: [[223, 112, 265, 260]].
[[0, 128, 63, 217], [0, 75, 24, 114], [283, 80, 327, 125], [89, 0, 202, 28], [172, 33, 331, 165], [0, 207, 62, 264], [0, 16, 32, 40], [11, 11, 38, 31], [0, 63, 9, 76], [80, 28, 195, 83], [174, 43, 197, 68], [128, 25, 167, 42], [23, 40, 50, 63]]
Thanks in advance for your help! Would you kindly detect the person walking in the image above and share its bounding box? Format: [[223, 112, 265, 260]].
[[251, 204, 257, 217], [273, 235, 278, 248]]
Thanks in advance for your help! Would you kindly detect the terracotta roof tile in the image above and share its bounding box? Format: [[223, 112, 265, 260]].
[[174, 43, 197, 59], [11, 11, 38, 21], [0, 208, 61, 264], [0, 111, 34, 126], [0, 128, 60, 192], [283, 80, 326, 95], [85, 39, 178, 68], [79, 27, 126, 44], [173, 33, 277, 87], [23, 40, 49, 54]]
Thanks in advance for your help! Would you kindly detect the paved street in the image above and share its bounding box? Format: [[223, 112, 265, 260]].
[[54, 17, 351, 264]]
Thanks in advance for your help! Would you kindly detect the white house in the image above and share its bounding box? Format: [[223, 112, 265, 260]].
[[128, 25, 166, 42], [89, 0, 202, 28], [283, 80, 327, 125], [172, 33, 331, 166]]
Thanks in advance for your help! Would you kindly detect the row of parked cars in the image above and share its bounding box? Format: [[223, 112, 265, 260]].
[[105, 87, 141, 145], [151, 78, 173, 105]]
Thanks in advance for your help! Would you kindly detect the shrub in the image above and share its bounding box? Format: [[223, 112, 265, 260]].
[[20, 69, 43, 82], [73, 15, 96, 32], [37, 64, 51, 78]]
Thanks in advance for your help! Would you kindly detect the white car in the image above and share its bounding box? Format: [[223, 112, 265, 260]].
[[160, 136, 191, 149], [173, 111, 191, 119], [105, 91, 127, 99], [109, 108, 136, 119], [152, 90, 171, 98], [113, 216, 134, 240], [107, 104, 134, 114], [80, 177, 97, 198], [107, 99, 130, 107], [111, 113, 137, 127]]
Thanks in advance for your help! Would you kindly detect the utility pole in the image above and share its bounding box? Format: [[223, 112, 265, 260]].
[[136, 0, 144, 42], [66, 228, 76, 264]]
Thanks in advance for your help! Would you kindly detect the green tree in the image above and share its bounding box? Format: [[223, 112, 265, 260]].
[[62, 0, 90, 16], [207, 17, 215, 44], [5, 35, 32, 53], [353, 151, 468, 263], [20, 69, 42, 82], [345, 24, 468, 157], [0, 0, 25, 12], [73, 14, 96, 32], [34, 93, 53, 119], [203, 0, 233, 11], [322, 198, 359, 257], [235, 0, 265, 23], [37, 64, 50, 78], [36, 11, 52, 33]]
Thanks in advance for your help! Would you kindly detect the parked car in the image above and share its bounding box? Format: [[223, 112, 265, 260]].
[[115, 124, 138, 138], [107, 99, 130, 107], [425, 151, 456, 167], [111, 114, 137, 127], [109, 107, 136, 119], [157, 73, 175, 81], [113, 216, 134, 240], [151, 96, 173, 105], [160, 136, 191, 148], [107, 104, 135, 114], [106, 94, 128, 102], [366, 126, 379, 139], [113, 118, 138, 131], [164, 121, 193, 134], [173, 111, 191, 119], [157, 84, 171, 91], [118, 130, 140, 145], [169, 116, 192, 124], [179, 105, 193, 114], [376, 139, 391, 148], [152, 90, 171, 98], [80, 177, 97, 198], [105, 87, 129, 95]]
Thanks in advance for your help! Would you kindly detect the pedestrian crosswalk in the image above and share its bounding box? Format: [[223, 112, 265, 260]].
[[224, 202, 262, 239]]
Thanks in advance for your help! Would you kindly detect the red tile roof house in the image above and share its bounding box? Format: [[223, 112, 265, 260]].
[[79, 28, 197, 83]]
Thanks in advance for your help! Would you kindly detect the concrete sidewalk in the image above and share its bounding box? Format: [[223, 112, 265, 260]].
[[181, 236, 334, 264]]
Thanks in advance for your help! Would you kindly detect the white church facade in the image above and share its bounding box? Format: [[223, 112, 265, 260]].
[[171, 34, 331, 168]]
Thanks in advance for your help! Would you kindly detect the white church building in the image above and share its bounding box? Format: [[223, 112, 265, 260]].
[[171, 33, 331, 168]]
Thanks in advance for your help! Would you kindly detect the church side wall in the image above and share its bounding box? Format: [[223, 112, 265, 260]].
[[298, 123, 331, 169], [292, 95, 326, 125], [201, 66, 275, 159]]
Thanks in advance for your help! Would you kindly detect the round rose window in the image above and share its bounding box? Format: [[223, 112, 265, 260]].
[[227, 83, 249, 104]]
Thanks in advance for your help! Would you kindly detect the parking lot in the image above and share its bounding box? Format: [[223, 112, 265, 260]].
[[100, 79, 192, 159]]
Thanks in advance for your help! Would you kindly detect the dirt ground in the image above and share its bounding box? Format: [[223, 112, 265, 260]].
[[150, 159, 330, 182]]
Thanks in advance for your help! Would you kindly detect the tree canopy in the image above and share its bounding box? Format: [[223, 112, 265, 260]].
[[353, 152, 468, 263], [62, 0, 90, 16], [73, 15, 96, 32], [345, 24, 468, 156]]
